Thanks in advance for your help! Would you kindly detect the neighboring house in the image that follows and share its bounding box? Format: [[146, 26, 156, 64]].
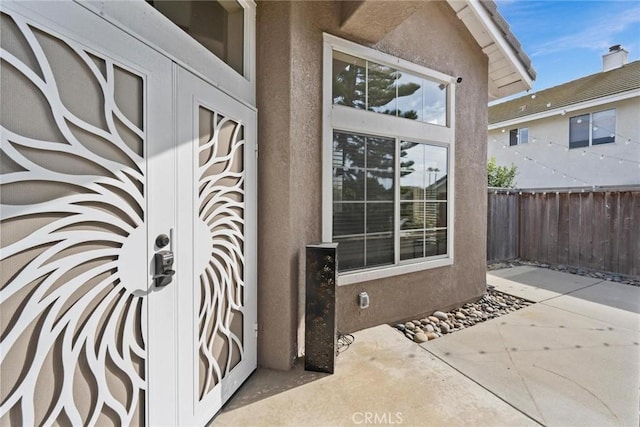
[[0, 1, 533, 425], [488, 46, 640, 189]]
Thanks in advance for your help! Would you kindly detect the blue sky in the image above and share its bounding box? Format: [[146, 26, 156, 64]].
[[495, 0, 640, 95]]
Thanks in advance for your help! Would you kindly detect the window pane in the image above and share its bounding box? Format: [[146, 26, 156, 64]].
[[365, 135, 395, 201], [592, 109, 615, 145], [333, 203, 364, 237], [425, 229, 447, 256], [400, 141, 424, 200], [332, 51, 366, 109], [519, 128, 528, 144], [425, 145, 447, 201], [423, 79, 447, 126], [368, 62, 397, 115], [396, 72, 423, 120], [365, 135, 394, 169], [425, 202, 447, 229], [367, 203, 393, 233], [333, 168, 364, 201], [333, 131, 365, 169], [335, 236, 364, 271], [150, 0, 244, 74], [366, 234, 394, 266], [400, 231, 424, 260], [400, 202, 424, 230], [569, 114, 589, 148], [509, 129, 518, 146], [367, 171, 393, 200]]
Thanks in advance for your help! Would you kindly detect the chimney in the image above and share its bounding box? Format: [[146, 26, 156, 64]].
[[602, 44, 628, 72]]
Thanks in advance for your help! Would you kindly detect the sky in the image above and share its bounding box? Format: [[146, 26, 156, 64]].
[[494, 0, 640, 100]]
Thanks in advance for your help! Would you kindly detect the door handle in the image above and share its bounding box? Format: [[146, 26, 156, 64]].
[[153, 233, 175, 287]]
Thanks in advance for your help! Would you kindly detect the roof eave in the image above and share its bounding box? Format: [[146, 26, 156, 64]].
[[447, 0, 534, 100]]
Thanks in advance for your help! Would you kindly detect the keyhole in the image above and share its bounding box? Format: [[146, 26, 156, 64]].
[[156, 234, 170, 248]]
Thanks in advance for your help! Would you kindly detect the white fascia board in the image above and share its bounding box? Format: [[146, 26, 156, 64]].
[[467, 0, 533, 90], [448, 0, 533, 95], [489, 89, 640, 130]]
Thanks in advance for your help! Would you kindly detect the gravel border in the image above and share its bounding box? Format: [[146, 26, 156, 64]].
[[394, 286, 534, 343], [395, 261, 638, 344], [488, 259, 640, 287]]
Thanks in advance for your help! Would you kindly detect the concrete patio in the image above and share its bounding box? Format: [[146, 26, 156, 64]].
[[214, 267, 640, 426]]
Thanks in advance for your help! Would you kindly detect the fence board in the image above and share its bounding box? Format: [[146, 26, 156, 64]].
[[602, 192, 614, 272], [579, 192, 593, 267], [632, 192, 640, 276], [567, 193, 581, 267], [591, 192, 605, 271], [557, 192, 570, 265], [511, 194, 519, 260], [545, 193, 559, 264], [487, 188, 638, 276], [619, 192, 632, 275], [534, 194, 544, 262]]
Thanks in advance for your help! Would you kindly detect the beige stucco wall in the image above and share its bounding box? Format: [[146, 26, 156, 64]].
[[257, 1, 489, 370]]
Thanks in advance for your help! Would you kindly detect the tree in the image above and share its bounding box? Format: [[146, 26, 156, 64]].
[[487, 157, 517, 188]]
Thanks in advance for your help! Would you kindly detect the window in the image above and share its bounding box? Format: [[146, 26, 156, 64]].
[[509, 128, 528, 146], [323, 34, 455, 284], [569, 109, 616, 149], [332, 52, 448, 126], [148, 0, 245, 75]]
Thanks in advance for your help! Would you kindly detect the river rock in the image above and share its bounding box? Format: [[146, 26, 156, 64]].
[[413, 332, 428, 343], [433, 311, 448, 321]]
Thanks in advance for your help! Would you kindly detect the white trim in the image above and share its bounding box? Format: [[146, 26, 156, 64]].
[[447, 0, 533, 97], [332, 106, 452, 143], [321, 39, 334, 243], [339, 257, 453, 286], [324, 33, 456, 85], [489, 89, 640, 130], [322, 33, 456, 286]]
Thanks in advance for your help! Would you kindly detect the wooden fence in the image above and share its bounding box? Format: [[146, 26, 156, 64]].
[[487, 188, 640, 276]]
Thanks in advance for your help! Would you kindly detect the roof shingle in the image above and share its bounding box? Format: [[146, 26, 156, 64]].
[[489, 60, 640, 125]]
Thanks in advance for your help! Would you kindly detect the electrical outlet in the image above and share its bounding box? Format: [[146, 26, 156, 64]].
[[358, 292, 369, 309]]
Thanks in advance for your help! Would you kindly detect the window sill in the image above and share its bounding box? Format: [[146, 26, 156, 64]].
[[337, 256, 453, 286]]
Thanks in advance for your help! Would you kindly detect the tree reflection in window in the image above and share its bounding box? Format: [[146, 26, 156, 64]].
[[332, 51, 447, 124], [333, 131, 395, 270], [399, 141, 448, 260]]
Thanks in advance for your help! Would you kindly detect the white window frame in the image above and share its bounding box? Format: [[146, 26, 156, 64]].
[[509, 127, 528, 146], [78, 0, 256, 106], [322, 33, 456, 286], [569, 109, 616, 149]]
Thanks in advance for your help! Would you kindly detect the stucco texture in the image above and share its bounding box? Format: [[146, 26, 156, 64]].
[[257, 0, 488, 370]]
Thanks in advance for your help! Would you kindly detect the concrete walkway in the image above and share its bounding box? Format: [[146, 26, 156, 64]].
[[214, 267, 639, 426], [425, 266, 640, 427]]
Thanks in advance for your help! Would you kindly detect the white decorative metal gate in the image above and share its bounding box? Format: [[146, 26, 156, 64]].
[[175, 67, 257, 426], [0, 2, 256, 426]]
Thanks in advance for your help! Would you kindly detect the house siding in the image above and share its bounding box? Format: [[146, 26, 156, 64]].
[[257, 1, 489, 369], [488, 97, 640, 189]]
